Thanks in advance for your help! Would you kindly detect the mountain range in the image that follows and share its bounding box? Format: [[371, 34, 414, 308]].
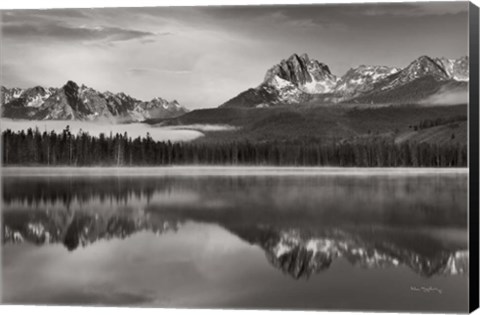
[[221, 54, 468, 108], [0, 53, 469, 125], [1, 81, 187, 122]]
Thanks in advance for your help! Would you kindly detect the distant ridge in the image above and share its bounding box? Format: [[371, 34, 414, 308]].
[[1, 80, 188, 122], [221, 54, 469, 108]]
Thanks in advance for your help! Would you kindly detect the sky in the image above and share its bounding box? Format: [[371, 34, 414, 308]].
[[1, 2, 470, 109]]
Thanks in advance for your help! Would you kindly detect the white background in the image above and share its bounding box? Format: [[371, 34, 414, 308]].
[[0, 0, 479, 315]]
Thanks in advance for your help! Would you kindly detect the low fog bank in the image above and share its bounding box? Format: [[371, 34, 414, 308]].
[[420, 87, 468, 106], [0, 119, 204, 142], [161, 124, 238, 132]]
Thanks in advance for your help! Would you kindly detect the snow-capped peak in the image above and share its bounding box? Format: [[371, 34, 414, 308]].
[[266, 75, 297, 90], [334, 65, 400, 96], [2, 82, 188, 121], [434, 56, 469, 82], [263, 53, 338, 94]]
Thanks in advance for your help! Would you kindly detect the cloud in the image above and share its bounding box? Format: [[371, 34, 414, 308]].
[[3, 21, 154, 43], [0, 63, 37, 88], [2, 9, 91, 23], [420, 85, 468, 106], [355, 3, 468, 17], [126, 67, 192, 76], [23, 288, 155, 306], [192, 2, 467, 35], [243, 2, 468, 28]]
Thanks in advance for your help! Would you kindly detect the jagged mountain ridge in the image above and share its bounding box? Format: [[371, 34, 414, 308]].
[[335, 65, 401, 98], [436, 56, 469, 81], [1, 81, 188, 122], [221, 54, 469, 108], [264, 53, 339, 94]]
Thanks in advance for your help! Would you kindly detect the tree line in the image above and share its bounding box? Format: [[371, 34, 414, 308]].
[[413, 115, 467, 131], [1, 127, 467, 167]]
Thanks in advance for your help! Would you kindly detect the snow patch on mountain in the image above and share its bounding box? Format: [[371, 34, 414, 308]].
[[222, 53, 468, 108], [263, 76, 304, 104], [264, 53, 338, 94], [435, 57, 469, 82], [268, 75, 295, 90], [335, 65, 400, 97], [2, 81, 188, 122], [301, 76, 337, 94], [378, 56, 450, 92]]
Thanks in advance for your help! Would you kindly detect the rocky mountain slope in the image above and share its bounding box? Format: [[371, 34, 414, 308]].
[[265, 53, 339, 94], [1, 81, 188, 122], [334, 65, 400, 99], [221, 54, 468, 108]]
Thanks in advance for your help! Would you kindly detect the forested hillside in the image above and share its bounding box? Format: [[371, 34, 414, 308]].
[[2, 127, 467, 167]]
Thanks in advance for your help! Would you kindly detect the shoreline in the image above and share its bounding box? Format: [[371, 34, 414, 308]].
[[1, 165, 469, 177]]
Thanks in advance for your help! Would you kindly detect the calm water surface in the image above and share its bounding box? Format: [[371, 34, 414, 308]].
[[1, 167, 469, 312]]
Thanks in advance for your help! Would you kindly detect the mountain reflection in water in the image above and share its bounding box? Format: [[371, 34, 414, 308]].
[[2, 171, 468, 281]]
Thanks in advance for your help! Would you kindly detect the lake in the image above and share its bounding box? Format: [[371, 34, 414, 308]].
[[1, 167, 469, 312]]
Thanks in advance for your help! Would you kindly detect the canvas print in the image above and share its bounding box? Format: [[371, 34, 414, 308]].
[[0, 1, 477, 313]]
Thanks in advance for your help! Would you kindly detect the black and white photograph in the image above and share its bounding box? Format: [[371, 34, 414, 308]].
[[0, 0, 478, 313]]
